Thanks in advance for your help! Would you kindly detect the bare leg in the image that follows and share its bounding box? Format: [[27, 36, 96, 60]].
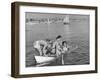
[[38, 48, 43, 56], [61, 54, 64, 65], [42, 47, 47, 56]]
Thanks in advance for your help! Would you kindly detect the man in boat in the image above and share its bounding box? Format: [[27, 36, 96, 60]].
[[33, 40, 48, 56], [52, 35, 63, 57]]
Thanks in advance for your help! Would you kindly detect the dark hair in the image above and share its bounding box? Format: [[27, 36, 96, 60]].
[[45, 39, 51, 42], [56, 35, 62, 39], [62, 41, 67, 45]]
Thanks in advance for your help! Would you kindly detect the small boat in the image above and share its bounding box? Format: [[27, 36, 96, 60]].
[[34, 56, 56, 64], [34, 55, 60, 67]]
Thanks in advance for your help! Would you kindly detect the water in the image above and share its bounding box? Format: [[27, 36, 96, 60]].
[[26, 40, 89, 67], [25, 14, 89, 67]]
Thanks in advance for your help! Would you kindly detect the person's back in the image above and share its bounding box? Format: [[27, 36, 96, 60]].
[[33, 40, 47, 56]]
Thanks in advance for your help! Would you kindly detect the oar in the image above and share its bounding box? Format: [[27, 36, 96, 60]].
[[61, 45, 78, 65], [68, 45, 78, 53]]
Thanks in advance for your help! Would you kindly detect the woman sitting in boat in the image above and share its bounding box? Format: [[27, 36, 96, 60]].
[[42, 35, 63, 57], [42, 40, 54, 56]]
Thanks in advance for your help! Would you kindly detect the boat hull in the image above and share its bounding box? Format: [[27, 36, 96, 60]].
[[34, 56, 56, 64]]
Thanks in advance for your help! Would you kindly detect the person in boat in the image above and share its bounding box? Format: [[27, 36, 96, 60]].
[[52, 35, 63, 57], [42, 40, 54, 56], [33, 40, 48, 56]]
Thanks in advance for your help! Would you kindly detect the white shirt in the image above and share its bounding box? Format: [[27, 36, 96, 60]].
[[33, 40, 47, 49]]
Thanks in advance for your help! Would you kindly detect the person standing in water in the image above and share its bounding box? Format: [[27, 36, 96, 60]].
[[61, 41, 69, 54], [61, 41, 69, 65], [52, 35, 62, 57]]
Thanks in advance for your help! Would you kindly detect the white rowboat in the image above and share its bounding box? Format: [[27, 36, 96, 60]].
[[34, 56, 56, 64]]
